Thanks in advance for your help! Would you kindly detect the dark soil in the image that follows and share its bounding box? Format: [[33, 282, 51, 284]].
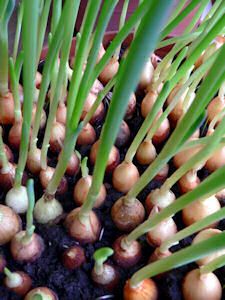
[[1, 63, 225, 300]]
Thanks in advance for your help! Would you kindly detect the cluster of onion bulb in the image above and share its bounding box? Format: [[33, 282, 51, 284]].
[[4, 268, 32, 296]]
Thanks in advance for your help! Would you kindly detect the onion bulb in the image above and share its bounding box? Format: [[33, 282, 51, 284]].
[[182, 269, 222, 300], [5, 185, 29, 214], [26, 148, 42, 174], [35, 71, 42, 88], [154, 164, 169, 181], [24, 287, 58, 300], [65, 207, 101, 244], [112, 161, 139, 193], [77, 122, 96, 146], [149, 247, 172, 263], [141, 90, 159, 118], [62, 245, 86, 270], [125, 93, 136, 120], [49, 121, 65, 153], [91, 79, 104, 95], [99, 57, 119, 85], [0, 144, 14, 169], [136, 140, 157, 165], [138, 58, 154, 91], [192, 229, 225, 266], [92, 262, 119, 290], [207, 96, 225, 124], [73, 175, 106, 208], [146, 206, 177, 247], [81, 92, 105, 124], [10, 231, 44, 262], [0, 204, 21, 245], [31, 103, 46, 129], [152, 115, 170, 145], [34, 195, 63, 224], [182, 196, 221, 226], [111, 197, 145, 232], [90, 140, 120, 173], [0, 93, 15, 125], [178, 170, 200, 194], [0, 162, 16, 191], [173, 142, 203, 169], [145, 188, 175, 215], [115, 121, 130, 148], [56, 102, 67, 125], [124, 278, 158, 300], [58, 151, 80, 176], [39, 166, 68, 195], [205, 146, 225, 172], [8, 121, 23, 149], [113, 235, 142, 268], [4, 270, 32, 296]]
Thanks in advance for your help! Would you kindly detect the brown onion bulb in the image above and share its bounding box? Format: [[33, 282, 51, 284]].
[[178, 170, 200, 194], [138, 58, 154, 91], [113, 235, 142, 268], [152, 116, 170, 145], [90, 140, 120, 173], [141, 90, 158, 118], [26, 148, 42, 174], [62, 245, 86, 270], [81, 93, 105, 124], [10, 231, 44, 262], [91, 263, 119, 290], [0, 162, 16, 191], [56, 102, 67, 125], [146, 206, 177, 247], [145, 188, 175, 215], [0, 93, 15, 125], [24, 287, 58, 300], [125, 93, 136, 120], [58, 151, 80, 176], [182, 196, 221, 227], [73, 175, 106, 208], [112, 162, 139, 193], [111, 197, 145, 232], [207, 96, 225, 124], [205, 146, 225, 172], [77, 122, 96, 146], [115, 121, 130, 148], [154, 164, 169, 181], [65, 207, 101, 244], [91, 79, 104, 95], [136, 140, 157, 165], [192, 229, 225, 266], [31, 104, 46, 129], [8, 121, 23, 149], [149, 247, 172, 263], [49, 122, 65, 153], [99, 57, 119, 85], [39, 166, 68, 195], [0, 144, 14, 169], [4, 271, 32, 296], [0, 205, 21, 245], [182, 269, 222, 300], [173, 142, 203, 169], [124, 278, 158, 300]]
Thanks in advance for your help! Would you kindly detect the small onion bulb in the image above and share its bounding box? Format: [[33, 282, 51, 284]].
[[5, 185, 29, 214], [124, 278, 158, 300], [136, 140, 157, 165], [24, 287, 58, 300], [99, 57, 119, 85]]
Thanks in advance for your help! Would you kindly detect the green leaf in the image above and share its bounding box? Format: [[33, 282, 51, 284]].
[[93, 247, 114, 263]]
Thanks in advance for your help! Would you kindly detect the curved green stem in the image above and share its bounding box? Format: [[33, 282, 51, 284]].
[[13, 0, 23, 62], [81, 157, 89, 178], [24, 179, 35, 242]]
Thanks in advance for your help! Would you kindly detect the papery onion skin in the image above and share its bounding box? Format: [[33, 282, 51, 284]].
[[5, 185, 29, 214], [91, 263, 119, 290], [124, 278, 158, 300], [62, 245, 86, 270], [136, 141, 157, 165], [0, 205, 21, 245], [49, 122, 66, 153], [26, 148, 42, 174], [77, 123, 96, 146], [99, 58, 119, 85], [24, 287, 58, 300], [0, 93, 15, 125], [81, 92, 105, 124], [0, 163, 16, 191]]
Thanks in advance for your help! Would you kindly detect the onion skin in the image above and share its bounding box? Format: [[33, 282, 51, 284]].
[[73, 175, 106, 208], [26, 148, 42, 174], [136, 141, 157, 165], [205, 146, 225, 172], [77, 123, 96, 146], [138, 59, 154, 91], [173, 143, 203, 169], [10, 231, 44, 262], [34, 196, 63, 224], [56, 102, 67, 125], [0, 144, 14, 169], [145, 188, 175, 215], [207, 96, 225, 124], [125, 93, 136, 120], [152, 116, 170, 145], [115, 121, 130, 148], [141, 90, 158, 118], [58, 151, 80, 176], [4, 271, 32, 296], [90, 141, 120, 173], [99, 57, 119, 85], [182, 196, 221, 227], [62, 245, 86, 270], [0, 93, 15, 125], [149, 248, 172, 263], [0, 205, 21, 245], [182, 269, 222, 300], [112, 162, 139, 193], [39, 166, 68, 195], [81, 92, 105, 124], [111, 197, 145, 232], [0, 163, 16, 191], [8, 121, 27, 149], [154, 164, 169, 181], [113, 235, 142, 268], [124, 279, 158, 300], [24, 287, 58, 300], [178, 171, 200, 194], [0, 254, 6, 272], [49, 122, 66, 153], [91, 263, 119, 290], [31, 104, 46, 129], [192, 229, 225, 266], [6, 185, 29, 214], [65, 207, 101, 244]]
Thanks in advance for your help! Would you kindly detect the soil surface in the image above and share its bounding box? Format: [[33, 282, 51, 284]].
[[1, 62, 225, 300]]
